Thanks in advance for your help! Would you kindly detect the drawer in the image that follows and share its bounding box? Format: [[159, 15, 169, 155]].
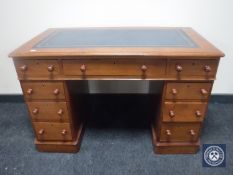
[[167, 59, 218, 79], [165, 82, 212, 100], [27, 102, 70, 122], [21, 81, 65, 100], [159, 123, 201, 142], [163, 102, 207, 122], [14, 60, 60, 79], [33, 122, 73, 141], [62, 59, 166, 78]]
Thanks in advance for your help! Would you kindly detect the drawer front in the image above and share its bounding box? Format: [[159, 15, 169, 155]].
[[33, 122, 73, 141], [21, 82, 65, 100], [163, 102, 207, 122], [167, 59, 218, 79], [159, 123, 201, 142], [165, 82, 212, 100], [27, 102, 70, 122], [14, 60, 60, 79], [63, 59, 166, 78]]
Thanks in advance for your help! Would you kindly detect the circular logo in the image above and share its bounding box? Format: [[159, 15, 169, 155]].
[[204, 146, 225, 166]]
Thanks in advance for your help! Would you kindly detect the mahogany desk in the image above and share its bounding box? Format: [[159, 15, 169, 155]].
[[9, 28, 224, 154]]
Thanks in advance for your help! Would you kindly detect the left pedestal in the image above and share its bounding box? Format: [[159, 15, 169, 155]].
[[20, 80, 83, 153]]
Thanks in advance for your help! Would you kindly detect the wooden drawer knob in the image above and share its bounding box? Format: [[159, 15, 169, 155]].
[[169, 110, 175, 118], [53, 89, 60, 95], [204, 65, 211, 72], [32, 108, 39, 115], [201, 89, 208, 95], [61, 129, 67, 135], [57, 109, 63, 116], [38, 129, 44, 135], [27, 88, 33, 95], [47, 65, 54, 72], [141, 65, 147, 72], [20, 65, 27, 71], [171, 88, 178, 95], [166, 129, 171, 136], [80, 64, 86, 73], [176, 65, 183, 72], [195, 110, 202, 117], [190, 129, 196, 136]]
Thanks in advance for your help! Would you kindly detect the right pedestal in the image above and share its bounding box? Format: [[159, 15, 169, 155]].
[[153, 81, 213, 154]]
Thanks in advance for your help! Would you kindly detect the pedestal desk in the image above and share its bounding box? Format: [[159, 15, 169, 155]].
[[9, 27, 224, 154]]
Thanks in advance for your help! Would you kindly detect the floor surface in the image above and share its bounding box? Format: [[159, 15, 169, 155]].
[[0, 95, 232, 175]]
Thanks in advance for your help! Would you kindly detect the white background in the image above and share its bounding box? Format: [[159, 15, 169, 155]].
[[0, 0, 232, 94]]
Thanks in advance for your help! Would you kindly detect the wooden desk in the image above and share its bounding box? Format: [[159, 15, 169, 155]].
[[9, 27, 224, 154]]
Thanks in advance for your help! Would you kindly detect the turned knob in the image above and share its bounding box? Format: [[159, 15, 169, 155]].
[[166, 129, 171, 136], [141, 65, 147, 72], [38, 129, 44, 135], [195, 110, 202, 117], [57, 109, 63, 116], [190, 129, 195, 136], [80, 64, 86, 73], [32, 108, 39, 115], [61, 129, 67, 135], [53, 89, 60, 95], [176, 65, 183, 72], [171, 88, 178, 95], [20, 65, 27, 71], [204, 65, 211, 73], [47, 65, 54, 72], [201, 89, 208, 95], [169, 110, 175, 118], [27, 88, 33, 95]]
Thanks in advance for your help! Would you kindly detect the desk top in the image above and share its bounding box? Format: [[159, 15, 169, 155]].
[[10, 27, 224, 58], [33, 28, 197, 48]]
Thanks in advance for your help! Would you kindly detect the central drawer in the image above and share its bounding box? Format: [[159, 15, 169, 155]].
[[62, 59, 166, 78]]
